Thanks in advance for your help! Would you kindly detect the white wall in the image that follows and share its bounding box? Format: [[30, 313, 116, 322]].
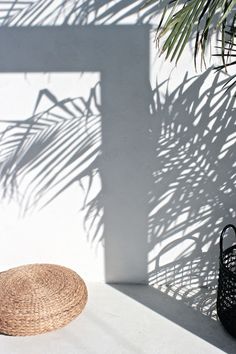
[[0, 72, 104, 281], [0, 1, 235, 286]]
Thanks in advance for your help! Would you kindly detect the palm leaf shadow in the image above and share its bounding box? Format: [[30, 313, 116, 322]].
[[0, 82, 103, 246], [0, 0, 166, 26], [149, 69, 236, 319]]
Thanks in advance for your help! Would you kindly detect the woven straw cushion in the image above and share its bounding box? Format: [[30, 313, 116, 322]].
[[0, 263, 88, 336]]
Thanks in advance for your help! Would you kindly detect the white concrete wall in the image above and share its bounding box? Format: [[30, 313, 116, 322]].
[[0, 1, 235, 285], [0, 72, 104, 281]]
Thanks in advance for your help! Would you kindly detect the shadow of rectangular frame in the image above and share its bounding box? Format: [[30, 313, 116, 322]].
[[0, 25, 152, 283]]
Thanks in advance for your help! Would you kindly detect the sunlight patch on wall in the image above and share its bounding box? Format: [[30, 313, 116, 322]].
[[0, 72, 104, 281], [0, 73, 99, 120]]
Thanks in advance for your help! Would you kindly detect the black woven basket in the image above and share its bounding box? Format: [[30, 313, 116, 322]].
[[217, 224, 236, 337]]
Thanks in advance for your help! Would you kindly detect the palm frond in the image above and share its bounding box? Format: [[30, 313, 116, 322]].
[[214, 25, 236, 93], [155, 0, 236, 92]]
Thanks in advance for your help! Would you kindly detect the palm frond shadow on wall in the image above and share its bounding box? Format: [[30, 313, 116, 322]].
[[0, 0, 163, 26], [149, 69, 236, 319], [0, 82, 103, 246]]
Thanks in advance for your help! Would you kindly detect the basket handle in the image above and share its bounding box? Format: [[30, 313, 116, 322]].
[[220, 224, 236, 260]]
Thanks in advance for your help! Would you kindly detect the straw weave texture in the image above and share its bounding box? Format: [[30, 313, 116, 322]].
[[0, 263, 87, 336]]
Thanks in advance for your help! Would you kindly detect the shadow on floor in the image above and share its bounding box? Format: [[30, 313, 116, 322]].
[[111, 284, 236, 354]]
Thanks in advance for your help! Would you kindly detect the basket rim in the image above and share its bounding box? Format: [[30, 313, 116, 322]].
[[219, 245, 236, 279]]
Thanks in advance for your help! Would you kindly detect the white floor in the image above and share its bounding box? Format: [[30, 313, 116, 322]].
[[0, 284, 235, 354]]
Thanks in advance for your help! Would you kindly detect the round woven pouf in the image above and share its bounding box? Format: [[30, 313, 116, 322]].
[[0, 263, 88, 336]]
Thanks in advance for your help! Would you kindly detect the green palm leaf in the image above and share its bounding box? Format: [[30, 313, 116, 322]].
[[149, 0, 236, 93]]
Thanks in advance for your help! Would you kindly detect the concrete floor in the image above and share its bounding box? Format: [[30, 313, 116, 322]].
[[0, 283, 235, 354]]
